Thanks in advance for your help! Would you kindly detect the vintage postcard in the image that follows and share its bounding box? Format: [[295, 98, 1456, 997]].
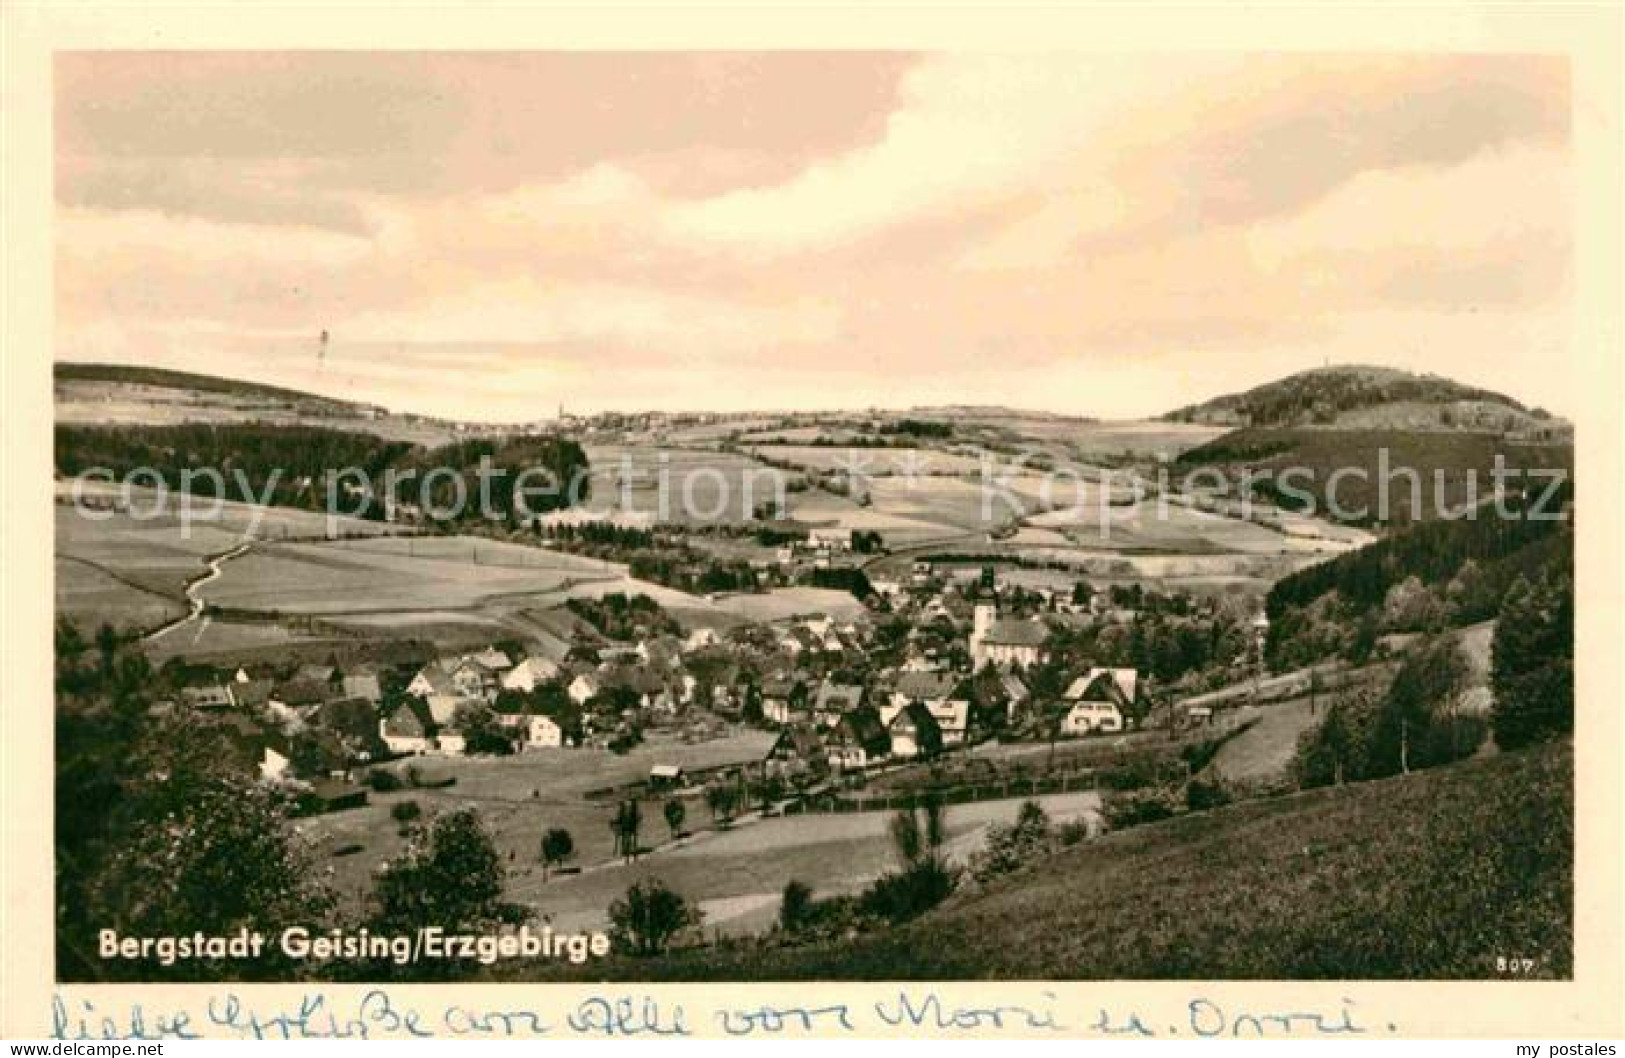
[[2, 0, 1622, 1043]]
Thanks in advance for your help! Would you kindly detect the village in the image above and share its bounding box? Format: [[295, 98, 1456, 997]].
[[156, 530, 1260, 828]]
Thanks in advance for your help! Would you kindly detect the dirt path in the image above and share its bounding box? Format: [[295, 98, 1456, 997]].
[[143, 541, 253, 643]]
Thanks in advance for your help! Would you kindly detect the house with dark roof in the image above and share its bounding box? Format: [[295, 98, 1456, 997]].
[[761, 675, 810, 726], [380, 698, 438, 755], [827, 706, 891, 771], [888, 702, 944, 759], [180, 681, 235, 711], [272, 677, 334, 710], [295, 663, 339, 687], [887, 671, 973, 744], [301, 778, 368, 815], [812, 680, 865, 728], [232, 677, 275, 711], [1060, 667, 1136, 735], [768, 725, 829, 777]]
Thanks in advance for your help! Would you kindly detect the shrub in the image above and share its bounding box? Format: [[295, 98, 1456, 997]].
[[1185, 776, 1231, 812], [970, 800, 1053, 883], [1056, 819, 1092, 846], [390, 800, 422, 824], [539, 827, 574, 879], [859, 861, 957, 924], [779, 879, 814, 934], [608, 879, 703, 956], [366, 770, 404, 793], [1102, 786, 1182, 830]]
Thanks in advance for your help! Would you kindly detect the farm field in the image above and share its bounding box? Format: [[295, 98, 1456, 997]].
[[58, 480, 395, 540], [1025, 499, 1334, 555], [302, 731, 778, 907], [144, 618, 340, 662], [1049, 420, 1227, 462], [1195, 632, 1494, 785], [197, 536, 621, 615], [56, 504, 250, 598], [55, 556, 186, 633], [54, 377, 459, 446], [738, 425, 875, 445], [580, 445, 788, 523], [747, 444, 992, 477], [784, 488, 968, 546], [508, 789, 1103, 937], [711, 587, 869, 623], [1204, 698, 1324, 783]]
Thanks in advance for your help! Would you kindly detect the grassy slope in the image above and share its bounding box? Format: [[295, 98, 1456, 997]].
[[55, 362, 358, 407], [506, 741, 1571, 981], [1174, 428, 1572, 525]]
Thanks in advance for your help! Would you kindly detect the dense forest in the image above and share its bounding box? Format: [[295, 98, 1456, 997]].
[[1264, 483, 1573, 670], [54, 424, 591, 523], [1173, 427, 1572, 526], [566, 593, 682, 642], [387, 434, 592, 522]]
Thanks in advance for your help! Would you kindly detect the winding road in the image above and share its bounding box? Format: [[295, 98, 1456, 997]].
[[142, 541, 254, 643]]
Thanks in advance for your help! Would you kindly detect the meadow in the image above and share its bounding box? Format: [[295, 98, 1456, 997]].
[[509, 741, 1572, 980], [197, 535, 620, 616], [747, 444, 992, 477], [301, 730, 779, 909], [579, 445, 789, 523], [710, 587, 870, 623]]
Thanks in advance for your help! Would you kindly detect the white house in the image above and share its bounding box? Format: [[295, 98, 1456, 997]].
[[970, 604, 1048, 669], [567, 673, 601, 705], [888, 671, 972, 744], [379, 699, 438, 755], [470, 646, 514, 672], [685, 627, 722, 651], [501, 656, 561, 694], [1059, 668, 1137, 735], [260, 742, 291, 781], [496, 711, 564, 749]]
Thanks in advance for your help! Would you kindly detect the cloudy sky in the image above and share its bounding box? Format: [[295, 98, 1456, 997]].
[[56, 52, 1572, 421]]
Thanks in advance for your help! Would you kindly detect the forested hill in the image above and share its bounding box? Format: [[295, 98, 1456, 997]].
[[1162, 365, 1565, 435], [54, 424, 591, 524], [1263, 482, 1572, 670]]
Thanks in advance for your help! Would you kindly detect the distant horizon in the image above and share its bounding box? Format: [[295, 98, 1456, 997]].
[[53, 353, 1571, 426], [57, 52, 1574, 422]]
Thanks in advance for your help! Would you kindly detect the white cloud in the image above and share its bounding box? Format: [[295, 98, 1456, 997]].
[[1244, 143, 1570, 270], [663, 54, 1231, 257]]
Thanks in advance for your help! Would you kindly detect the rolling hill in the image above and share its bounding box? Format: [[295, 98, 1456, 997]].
[[492, 739, 1572, 981], [54, 363, 370, 409], [1161, 364, 1569, 439], [53, 362, 461, 446], [1172, 426, 1573, 526]]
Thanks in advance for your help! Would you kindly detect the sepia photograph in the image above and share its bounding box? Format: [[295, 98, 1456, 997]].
[[44, 48, 1584, 988]]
